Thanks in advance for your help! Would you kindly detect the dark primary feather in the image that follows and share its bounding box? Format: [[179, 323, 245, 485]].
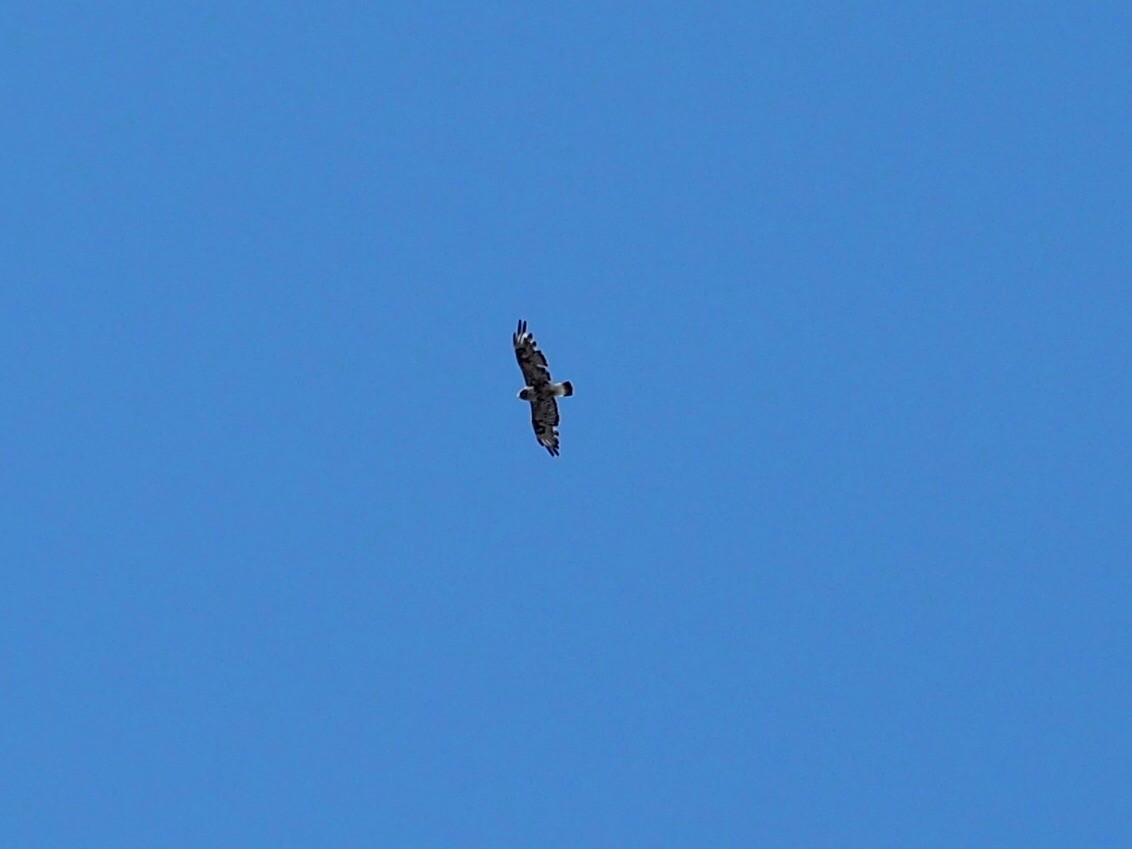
[[513, 319, 552, 388]]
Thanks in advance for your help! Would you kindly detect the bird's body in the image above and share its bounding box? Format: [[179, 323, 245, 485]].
[[513, 319, 573, 456], [518, 382, 572, 402]]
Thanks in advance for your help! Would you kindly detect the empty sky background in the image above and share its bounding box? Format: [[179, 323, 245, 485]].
[[3, 3, 1129, 846]]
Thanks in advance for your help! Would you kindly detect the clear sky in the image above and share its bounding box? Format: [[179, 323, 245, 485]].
[[3, 3, 1129, 846]]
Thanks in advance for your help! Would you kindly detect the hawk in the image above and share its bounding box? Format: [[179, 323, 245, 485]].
[[513, 319, 573, 456]]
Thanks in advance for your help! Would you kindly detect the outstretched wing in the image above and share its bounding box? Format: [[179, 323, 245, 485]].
[[530, 395, 561, 456], [513, 319, 552, 388]]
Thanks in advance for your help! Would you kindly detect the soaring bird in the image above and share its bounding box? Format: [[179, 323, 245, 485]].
[[513, 319, 573, 456]]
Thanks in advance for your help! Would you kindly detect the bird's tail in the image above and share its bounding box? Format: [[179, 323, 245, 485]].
[[559, 381, 574, 397]]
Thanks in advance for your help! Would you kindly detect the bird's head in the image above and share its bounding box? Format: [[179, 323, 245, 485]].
[[518, 387, 535, 401]]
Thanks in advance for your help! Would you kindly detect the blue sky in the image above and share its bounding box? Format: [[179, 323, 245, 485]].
[[2, 3, 1129, 846]]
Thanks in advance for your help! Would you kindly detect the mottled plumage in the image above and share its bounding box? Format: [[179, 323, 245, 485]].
[[513, 319, 573, 456]]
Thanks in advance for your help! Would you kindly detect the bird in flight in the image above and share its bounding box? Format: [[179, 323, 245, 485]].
[[513, 319, 573, 456]]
